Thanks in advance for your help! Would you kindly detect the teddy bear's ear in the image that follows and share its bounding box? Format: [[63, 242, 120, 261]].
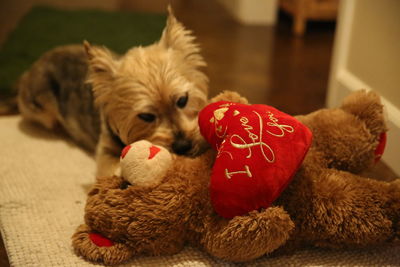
[[120, 141, 172, 187]]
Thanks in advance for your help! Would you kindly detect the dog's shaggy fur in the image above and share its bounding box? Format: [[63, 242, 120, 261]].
[[14, 9, 209, 176]]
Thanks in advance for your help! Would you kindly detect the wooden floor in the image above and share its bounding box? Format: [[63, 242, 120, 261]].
[[0, 0, 397, 266], [174, 1, 335, 115]]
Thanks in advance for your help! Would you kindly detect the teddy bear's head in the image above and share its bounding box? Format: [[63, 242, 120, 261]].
[[82, 140, 213, 257]]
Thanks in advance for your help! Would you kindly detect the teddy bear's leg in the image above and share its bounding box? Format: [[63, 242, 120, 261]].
[[337, 90, 387, 171], [298, 90, 387, 173], [340, 90, 386, 139], [72, 224, 134, 265], [302, 168, 399, 248], [201, 207, 294, 262]]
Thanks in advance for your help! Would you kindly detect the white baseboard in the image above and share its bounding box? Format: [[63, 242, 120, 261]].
[[328, 69, 400, 175]]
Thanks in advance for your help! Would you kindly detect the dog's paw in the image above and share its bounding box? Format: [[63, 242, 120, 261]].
[[210, 90, 249, 104], [72, 224, 134, 265]]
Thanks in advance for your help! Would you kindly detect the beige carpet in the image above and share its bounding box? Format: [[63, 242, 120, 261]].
[[0, 115, 399, 267]]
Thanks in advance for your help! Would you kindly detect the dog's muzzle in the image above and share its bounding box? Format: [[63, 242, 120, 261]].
[[172, 134, 192, 155]]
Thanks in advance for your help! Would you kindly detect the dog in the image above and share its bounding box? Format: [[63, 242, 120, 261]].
[[12, 8, 209, 177]]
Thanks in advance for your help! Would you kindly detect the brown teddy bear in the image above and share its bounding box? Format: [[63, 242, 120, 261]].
[[72, 90, 400, 265]]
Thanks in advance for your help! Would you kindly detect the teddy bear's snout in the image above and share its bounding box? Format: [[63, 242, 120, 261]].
[[120, 140, 173, 187]]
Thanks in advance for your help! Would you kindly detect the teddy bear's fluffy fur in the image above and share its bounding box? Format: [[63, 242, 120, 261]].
[[72, 90, 400, 265]]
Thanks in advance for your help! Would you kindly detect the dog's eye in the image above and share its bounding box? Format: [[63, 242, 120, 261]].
[[137, 113, 156, 122], [176, 94, 188, 108]]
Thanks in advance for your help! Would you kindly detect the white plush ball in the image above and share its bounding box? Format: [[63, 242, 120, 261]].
[[120, 140, 172, 187]]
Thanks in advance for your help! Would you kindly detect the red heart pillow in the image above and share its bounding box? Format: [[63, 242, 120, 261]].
[[199, 101, 313, 218]]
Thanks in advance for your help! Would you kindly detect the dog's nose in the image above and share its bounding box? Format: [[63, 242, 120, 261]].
[[172, 138, 192, 155]]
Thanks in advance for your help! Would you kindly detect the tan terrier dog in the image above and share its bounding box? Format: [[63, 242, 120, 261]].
[[13, 8, 209, 177]]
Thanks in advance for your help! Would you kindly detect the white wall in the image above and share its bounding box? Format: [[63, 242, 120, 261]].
[[328, 0, 400, 175], [217, 0, 278, 25], [347, 0, 400, 104]]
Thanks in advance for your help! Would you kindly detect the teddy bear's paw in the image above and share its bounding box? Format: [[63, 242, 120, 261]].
[[210, 90, 249, 104], [72, 224, 134, 265], [203, 207, 294, 262]]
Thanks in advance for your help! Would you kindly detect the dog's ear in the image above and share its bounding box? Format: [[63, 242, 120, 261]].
[[159, 6, 205, 67], [83, 41, 117, 102], [83, 41, 117, 76]]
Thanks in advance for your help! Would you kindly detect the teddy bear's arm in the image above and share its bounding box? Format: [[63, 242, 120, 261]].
[[72, 224, 134, 265], [201, 207, 294, 262], [209, 90, 249, 104]]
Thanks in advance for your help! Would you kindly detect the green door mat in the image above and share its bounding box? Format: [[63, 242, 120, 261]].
[[0, 6, 166, 95]]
